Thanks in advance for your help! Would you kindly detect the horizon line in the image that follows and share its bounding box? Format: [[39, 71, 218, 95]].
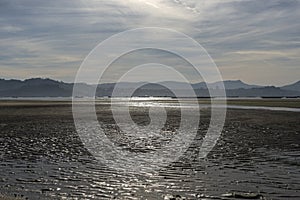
[[0, 77, 299, 87]]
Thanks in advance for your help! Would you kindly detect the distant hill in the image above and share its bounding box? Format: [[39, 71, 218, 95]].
[[0, 79, 23, 91], [0, 78, 299, 98], [226, 86, 298, 97], [208, 80, 261, 90], [160, 80, 260, 90], [0, 78, 71, 97], [281, 81, 300, 92]]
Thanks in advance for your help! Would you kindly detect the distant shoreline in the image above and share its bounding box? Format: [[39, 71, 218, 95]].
[[0, 98, 299, 110]]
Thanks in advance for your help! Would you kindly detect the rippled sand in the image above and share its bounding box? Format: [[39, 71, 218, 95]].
[[0, 99, 299, 199]]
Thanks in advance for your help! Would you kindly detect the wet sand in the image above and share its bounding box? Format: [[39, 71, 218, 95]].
[[0, 99, 299, 199]]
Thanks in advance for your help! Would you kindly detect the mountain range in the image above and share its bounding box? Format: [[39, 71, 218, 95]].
[[0, 78, 299, 98]]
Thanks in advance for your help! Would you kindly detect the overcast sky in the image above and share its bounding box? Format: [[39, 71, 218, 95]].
[[0, 0, 299, 86]]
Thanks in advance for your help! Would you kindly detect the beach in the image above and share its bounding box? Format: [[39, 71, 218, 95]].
[[0, 99, 299, 199]]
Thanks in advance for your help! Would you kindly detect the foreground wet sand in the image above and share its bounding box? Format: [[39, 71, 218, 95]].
[[0, 99, 299, 199]]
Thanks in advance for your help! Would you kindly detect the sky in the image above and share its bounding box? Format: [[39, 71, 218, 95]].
[[0, 0, 299, 86]]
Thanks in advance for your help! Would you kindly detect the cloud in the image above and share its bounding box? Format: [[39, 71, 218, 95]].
[[0, 0, 299, 85], [0, 25, 23, 33]]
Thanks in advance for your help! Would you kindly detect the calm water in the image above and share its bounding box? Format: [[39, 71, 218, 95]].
[[0, 99, 299, 199], [109, 99, 300, 112]]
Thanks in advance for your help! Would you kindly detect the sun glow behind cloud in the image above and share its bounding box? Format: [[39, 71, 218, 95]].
[[130, 0, 160, 9]]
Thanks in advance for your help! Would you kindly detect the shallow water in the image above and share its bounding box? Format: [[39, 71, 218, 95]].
[[111, 99, 300, 112], [0, 100, 299, 199]]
